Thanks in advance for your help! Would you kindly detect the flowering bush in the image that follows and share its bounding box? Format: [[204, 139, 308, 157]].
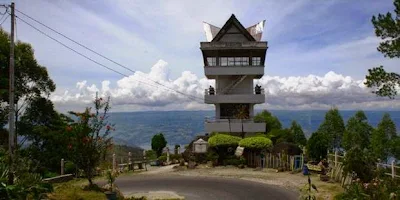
[[66, 95, 114, 185], [335, 177, 400, 200]]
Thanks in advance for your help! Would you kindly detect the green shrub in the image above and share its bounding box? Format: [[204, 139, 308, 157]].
[[208, 134, 241, 147], [64, 161, 76, 174], [158, 155, 167, 162], [43, 171, 58, 179], [239, 137, 273, 150], [206, 151, 219, 161]]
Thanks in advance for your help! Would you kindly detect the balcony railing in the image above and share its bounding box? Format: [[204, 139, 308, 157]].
[[205, 88, 264, 95], [205, 116, 258, 123]]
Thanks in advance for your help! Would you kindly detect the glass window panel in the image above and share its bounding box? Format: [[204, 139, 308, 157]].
[[228, 57, 235, 66], [207, 57, 216, 66], [243, 57, 249, 65], [220, 57, 228, 66], [252, 57, 261, 65]]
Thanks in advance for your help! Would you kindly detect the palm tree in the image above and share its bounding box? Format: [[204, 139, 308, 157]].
[[235, 104, 249, 138]]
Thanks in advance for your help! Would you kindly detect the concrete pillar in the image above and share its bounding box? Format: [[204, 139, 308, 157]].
[[61, 158, 64, 175], [392, 160, 395, 179], [166, 147, 170, 164], [334, 150, 338, 168], [112, 153, 116, 172]]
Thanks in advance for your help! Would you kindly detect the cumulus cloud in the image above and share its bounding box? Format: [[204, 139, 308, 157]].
[[50, 60, 400, 113]]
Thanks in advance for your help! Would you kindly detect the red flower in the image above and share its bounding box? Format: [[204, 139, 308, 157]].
[[66, 126, 72, 132], [100, 116, 104, 120], [68, 144, 72, 149], [106, 125, 111, 130]]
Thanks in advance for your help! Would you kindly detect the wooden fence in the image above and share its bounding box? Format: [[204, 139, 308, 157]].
[[327, 152, 399, 187], [246, 152, 304, 171]]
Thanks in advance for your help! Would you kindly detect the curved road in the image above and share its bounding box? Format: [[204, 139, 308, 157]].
[[115, 175, 298, 200]]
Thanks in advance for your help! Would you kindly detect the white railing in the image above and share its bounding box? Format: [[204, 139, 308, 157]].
[[205, 88, 264, 95], [205, 116, 259, 123], [377, 160, 400, 179]]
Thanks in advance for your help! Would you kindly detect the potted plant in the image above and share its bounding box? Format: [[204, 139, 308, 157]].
[[104, 170, 119, 200]]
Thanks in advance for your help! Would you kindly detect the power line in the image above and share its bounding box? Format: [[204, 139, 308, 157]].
[[0, 13, 9, 26], [15, 8, 204, 101], [16, 16, 203, 102]]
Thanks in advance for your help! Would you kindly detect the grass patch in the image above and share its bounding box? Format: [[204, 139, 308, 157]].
[[48, 181, 107, 200]]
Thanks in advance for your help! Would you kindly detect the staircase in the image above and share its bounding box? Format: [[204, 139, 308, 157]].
[[219, 75, 247, 94]]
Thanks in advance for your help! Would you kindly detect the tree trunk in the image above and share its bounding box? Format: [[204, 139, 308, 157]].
[[241, 119, 245, 138]]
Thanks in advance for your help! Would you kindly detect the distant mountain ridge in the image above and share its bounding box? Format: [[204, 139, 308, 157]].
[[107, 110, 400, 149]]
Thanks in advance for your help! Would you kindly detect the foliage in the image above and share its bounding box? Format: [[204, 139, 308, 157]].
[[390, 136, 400, 160], [0, 151, 53, 199], [266, 129, 293, 145], [343, 146, 376, 183], [17, 97, 72, 174], [145, 150, 157, 160], [0, 30, 55, 105], [106, 169, 119, 192], [365, 0, 400, 98], [317, 108, 345, 151], [290, 121, 307, 147], [158, 155, 167, 162], [67, 95, 114, 186], [151, 133, 167, 157], [300, 175, 318, 200], [335, 178, 400, 200], [208, 134, 241, 147], [370, 113, 397, 161], [254, 110, 282, 133], [307, 131, 329, 161], [342, 111, 373, 151], [222, 156, 245, 166], [205, 150, 219, 162], [238, 137, 273, 150]]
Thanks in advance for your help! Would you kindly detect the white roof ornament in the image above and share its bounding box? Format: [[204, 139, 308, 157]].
[[246, 20, 266, 41], [203, 22, 221, 42]]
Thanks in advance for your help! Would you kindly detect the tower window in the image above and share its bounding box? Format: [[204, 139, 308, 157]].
[[206, 57, 216, 66], [252, 57, 261, 65]]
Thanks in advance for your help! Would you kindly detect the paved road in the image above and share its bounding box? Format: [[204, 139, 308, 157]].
[[115, 175, 298, 200]]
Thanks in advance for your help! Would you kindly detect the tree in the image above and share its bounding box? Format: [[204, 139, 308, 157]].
[[267, 129, 293, 145], [365, 0, 400, 98], [342, 146, 375, 182], [290, 121, 307, 147], [390, 137, 400, 160], [235, 104, 249, 138], [151, 133, 167, 157], [342, 111, 373, 151], [306, 131, 329, 161], [0, 29, 55, 150], [17, 97, 72, 173], [370, 113, 397, 161], [317, 108, 345, 151], [67, 95, 114, 186], [254, 110, 282, 133]]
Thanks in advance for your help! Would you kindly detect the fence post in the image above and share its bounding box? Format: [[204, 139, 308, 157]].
[[128, 152, 132, 171], [112, 153, 116, 172], [61, 158, 64, 175], [392, 160, 395, 179], [334, 150, 338, 168]]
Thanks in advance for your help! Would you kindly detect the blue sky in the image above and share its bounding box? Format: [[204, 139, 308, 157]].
[[1, 0, 399, 111]]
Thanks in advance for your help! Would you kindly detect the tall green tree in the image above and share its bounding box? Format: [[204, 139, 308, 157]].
[[17, 97, 72, 173], [306, 131, 329, 161], [0, 29, 55, 145], [254, 110, 282, 133], [390, 137, 400, 160], [151, 133, 167, 157], [317, 108, 345, 151], [365, 0, 400, 98], [342, 111, 373, 151], [290, 120, 307, 147], [370, 113, 397, 161]]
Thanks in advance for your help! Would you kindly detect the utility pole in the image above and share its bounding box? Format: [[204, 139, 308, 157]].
[[8, 2, 15, 185]]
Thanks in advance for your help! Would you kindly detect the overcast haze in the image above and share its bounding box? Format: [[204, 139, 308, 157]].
[[2, 0, 399, 112]]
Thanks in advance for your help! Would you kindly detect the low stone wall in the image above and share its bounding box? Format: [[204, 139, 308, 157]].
[[43, 174, 74, 183]]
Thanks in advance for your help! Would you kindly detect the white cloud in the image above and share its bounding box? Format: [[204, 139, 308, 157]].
[[50, 60, 400, 113]]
